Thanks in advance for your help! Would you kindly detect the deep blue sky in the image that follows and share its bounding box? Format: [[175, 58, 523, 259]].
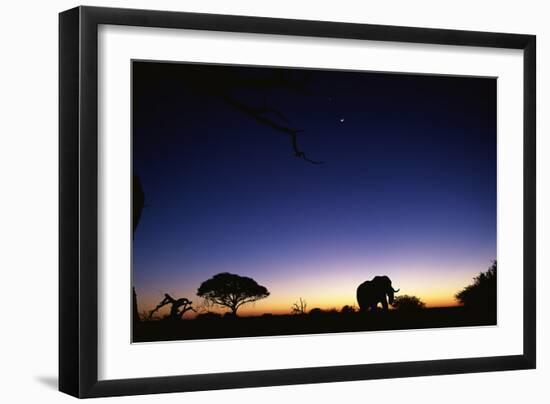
[[132, 61, 496, 313]]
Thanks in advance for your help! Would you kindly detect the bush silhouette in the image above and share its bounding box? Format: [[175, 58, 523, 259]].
[[456, 261, 496, 313], [308, 307, 324, 316], [197, 272, 270, 317], [195, 312, 222, 321], [392, 295, 425, 311], [341, 305, 357, 314]]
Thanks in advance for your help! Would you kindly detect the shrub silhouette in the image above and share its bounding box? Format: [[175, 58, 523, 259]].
[[308, 307, 324, 316], [341, 305, 357, 314], [195, 312, 222, 321], [392, 295, 425, 311], [456, 261, 497, 313], [197, 272, 270, 317]]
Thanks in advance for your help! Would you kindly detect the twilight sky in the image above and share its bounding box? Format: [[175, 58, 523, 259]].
[[132, 61, 496, 316]]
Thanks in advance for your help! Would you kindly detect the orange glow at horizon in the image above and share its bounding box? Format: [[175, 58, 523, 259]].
[[136, 260, 483, 318]]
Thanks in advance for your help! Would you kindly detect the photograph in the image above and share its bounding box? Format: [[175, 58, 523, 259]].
[[131, 60, 497, 343]]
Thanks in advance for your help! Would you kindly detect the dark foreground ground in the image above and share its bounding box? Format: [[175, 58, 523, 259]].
[[133, 306, 496, 342]]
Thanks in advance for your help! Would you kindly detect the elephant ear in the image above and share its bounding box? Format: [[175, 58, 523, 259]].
[[382, 276, 394, 289]]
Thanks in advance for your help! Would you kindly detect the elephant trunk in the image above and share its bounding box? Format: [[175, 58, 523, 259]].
[[393, 288, 400, 293]]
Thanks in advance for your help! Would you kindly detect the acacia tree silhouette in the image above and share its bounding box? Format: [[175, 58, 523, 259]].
[[197, 273, 270, 317]]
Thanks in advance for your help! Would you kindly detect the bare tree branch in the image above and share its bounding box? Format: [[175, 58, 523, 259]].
[[149, 293, 196, 320], [222, 95, 324, 164]]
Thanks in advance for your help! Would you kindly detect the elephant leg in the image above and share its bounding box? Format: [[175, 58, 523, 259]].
[[370, 303, 378, 312], [381, 299, 389, 311]]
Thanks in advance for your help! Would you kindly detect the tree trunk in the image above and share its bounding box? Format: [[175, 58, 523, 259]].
[[132, 287, 140, 324], [132, 287, 140, 341]]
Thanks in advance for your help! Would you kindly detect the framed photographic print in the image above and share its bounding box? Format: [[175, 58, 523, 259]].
[[59, 6, 536, 398]]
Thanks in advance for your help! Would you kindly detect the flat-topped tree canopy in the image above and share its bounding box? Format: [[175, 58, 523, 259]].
[[197, 272, 270, 317]]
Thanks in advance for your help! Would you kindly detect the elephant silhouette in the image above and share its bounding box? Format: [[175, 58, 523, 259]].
[[356, 276, 400, 312]]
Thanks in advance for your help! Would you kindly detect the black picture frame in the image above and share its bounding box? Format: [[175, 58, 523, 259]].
[[59, 5, 536, 398]]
